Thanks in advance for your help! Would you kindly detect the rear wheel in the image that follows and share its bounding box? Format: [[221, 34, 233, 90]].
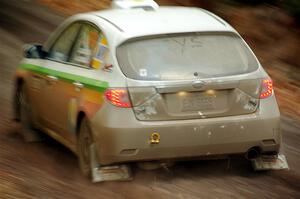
[[19, 84, 42, 142], [77, 117, 94, 177]]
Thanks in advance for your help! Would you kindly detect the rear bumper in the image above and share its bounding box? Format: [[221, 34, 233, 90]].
[[90, 95, 281, 165]]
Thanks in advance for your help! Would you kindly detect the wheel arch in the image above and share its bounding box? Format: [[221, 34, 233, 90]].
[[76, 111, 86, 135]]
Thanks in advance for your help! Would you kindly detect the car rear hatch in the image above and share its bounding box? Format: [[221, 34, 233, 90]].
[[117, 32, 263, 121], [126, 77, 262, 121]]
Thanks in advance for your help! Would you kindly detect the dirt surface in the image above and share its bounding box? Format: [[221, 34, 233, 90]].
[[0, 0, 300, 198]]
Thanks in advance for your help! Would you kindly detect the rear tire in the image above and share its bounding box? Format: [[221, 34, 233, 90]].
[[77, 117, 94, 177], [19, 84, 42, 142]]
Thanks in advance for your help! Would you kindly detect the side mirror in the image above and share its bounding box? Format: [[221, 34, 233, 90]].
[[23, 44, 47, 59]]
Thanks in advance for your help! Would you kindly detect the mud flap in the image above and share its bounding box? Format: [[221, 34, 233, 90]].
[[90, 144, 132, 182], [252, 154, 289, 171]]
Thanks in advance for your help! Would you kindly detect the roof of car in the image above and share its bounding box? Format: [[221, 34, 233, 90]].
[[92, 6, 233, 36]]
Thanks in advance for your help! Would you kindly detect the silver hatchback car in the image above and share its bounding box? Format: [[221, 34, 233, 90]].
[[14, 2, 284, 182]]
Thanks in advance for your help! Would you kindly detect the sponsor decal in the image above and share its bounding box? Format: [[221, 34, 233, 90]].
[[68, 98, 78, 133]]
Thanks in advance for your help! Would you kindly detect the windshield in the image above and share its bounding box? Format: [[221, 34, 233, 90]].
[[117, 33, 259, 80]]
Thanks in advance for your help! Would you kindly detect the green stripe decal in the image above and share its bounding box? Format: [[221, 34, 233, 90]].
[[20, 63, 109, 92]]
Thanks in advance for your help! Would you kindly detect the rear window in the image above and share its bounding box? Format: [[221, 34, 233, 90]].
[[116, 33, 259, 80]]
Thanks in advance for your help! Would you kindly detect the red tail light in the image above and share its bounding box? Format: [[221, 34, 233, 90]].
[[104, 88, 132, 108], [260, 79, 273, 99]]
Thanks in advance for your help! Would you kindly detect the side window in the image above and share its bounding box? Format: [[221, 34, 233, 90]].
[[91, 33, 109, 70], [48, 23, 81, 62], [69, 24, 100, 68]]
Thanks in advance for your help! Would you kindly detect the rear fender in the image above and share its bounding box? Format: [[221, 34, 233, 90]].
[[71, 90, 105, 135]]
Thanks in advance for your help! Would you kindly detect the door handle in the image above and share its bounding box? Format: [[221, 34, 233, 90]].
[[47, 75, 58, 81], [73, 82, 84, 89], [46, 75, 58, 85], [32, 74, 42, 79]]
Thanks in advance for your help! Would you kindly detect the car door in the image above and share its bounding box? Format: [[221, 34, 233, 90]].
[[33, 22, 82, 141], [41, 22, 102, 145]]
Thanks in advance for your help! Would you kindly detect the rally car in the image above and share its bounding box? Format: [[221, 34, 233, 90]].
[[14, 0, 287, 182]]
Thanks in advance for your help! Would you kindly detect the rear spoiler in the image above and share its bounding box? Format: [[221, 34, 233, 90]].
[[111, 0, 159, 10]]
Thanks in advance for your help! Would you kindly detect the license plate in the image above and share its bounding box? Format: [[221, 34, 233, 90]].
[[181, 93, 215, 111]]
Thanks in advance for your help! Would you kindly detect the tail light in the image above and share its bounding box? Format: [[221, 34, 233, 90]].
[[104, 88, 132, 108], [260, 79, 273, 99]]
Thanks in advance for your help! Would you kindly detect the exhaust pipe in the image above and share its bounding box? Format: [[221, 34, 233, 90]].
[[245, 147, 260, 160]]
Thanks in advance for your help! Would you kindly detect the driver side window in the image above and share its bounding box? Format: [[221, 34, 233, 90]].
[[69, 24, 100, 68], [48, 22, 109, 69], [48, 23, 81, 62]]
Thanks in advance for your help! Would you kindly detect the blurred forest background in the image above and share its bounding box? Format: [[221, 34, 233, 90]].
[[38, 0, 300, 120], [38, 0, 300, 66]]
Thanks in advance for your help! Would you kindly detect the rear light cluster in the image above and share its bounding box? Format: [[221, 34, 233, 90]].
[[104, 88, 132, 108], [260, 79, 273, 99], [105, 80, 273, 107]]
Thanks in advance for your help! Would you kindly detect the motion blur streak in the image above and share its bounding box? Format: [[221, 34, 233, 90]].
[[0, 0, 299, 198]]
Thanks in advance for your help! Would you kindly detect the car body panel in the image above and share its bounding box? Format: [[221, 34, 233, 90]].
[[18, 59, 109, 150], [92, 7, 235, 37], [91, 94, 281, 165]]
